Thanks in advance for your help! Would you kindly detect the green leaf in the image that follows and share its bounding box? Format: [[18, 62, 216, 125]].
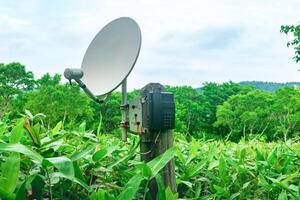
[[147, 146, 177, 177], [195, 182, 201, 198], [117, 174, 143, 200], [32, 123, 41, 146], [255, 149, 265, 161], [0, 143, 43, 163], [41, 132, 70, 147], [90, 189, 115, 200], [70, 145, 95, 161], [9, 119, 24, 143], [208, 160, 219, 170], [267, 146, 277, 165], [242, 181, 251, 189], [165, 187, 178, 200], [73, 161, 86, 182], [45, 156, 74, 178], [213, 184, 229, 197], [258, 175, 272, 190], [135, 162, 153, 178], [278, 190, 288, 200], [50, 172, 91, 192], [156, 174, 166, 200], [240, 148, 246, 161], [108, 154, 131, 170], [96, 112, 103, 137], [179, 180, 193, 188], [0, 187, 15, 200], [0, 122, 7, 136], [230, 192, 240, 200], [52, 121, 62, 134], [186, 161, 206, 178], [176, 148, 186, 164], [92, 146, 118, 162], [219, 155, 229, 184], [24, 118, 41, 146], [79, 121, 86, 132], [0, 153, 20, 195]]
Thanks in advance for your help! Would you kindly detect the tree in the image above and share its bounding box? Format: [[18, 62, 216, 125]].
[[0, 62, 35, 118], [26, 75, 93, 127], [214, 87, 300, 141], [37, 73, 61, 87], [281, 23, 300, 62], [165, 83, 253, 138], [214, 90, 275, 141], [272, 87, 300, 141], [166, 86, 208, 137], [200, 82, 253, 134]]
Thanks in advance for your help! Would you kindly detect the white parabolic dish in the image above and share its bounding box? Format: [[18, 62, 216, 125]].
[[81, 17, 142, 96]]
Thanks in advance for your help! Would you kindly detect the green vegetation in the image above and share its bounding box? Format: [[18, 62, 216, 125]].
[[239, 81, 300, 92], [1, 62, 300, 141], [215, 87, 300, 141], [0, 115, 300, 199], [1, 61, 300, 199], [0, 62, 35, 118], [281, 23, 300, 63]]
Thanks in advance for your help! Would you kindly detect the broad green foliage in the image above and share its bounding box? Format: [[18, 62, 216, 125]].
[[281, 23, 300, 63], [175, 134, 300, 199], [1, 117, 300, 199], [0, 116, 178, 199]]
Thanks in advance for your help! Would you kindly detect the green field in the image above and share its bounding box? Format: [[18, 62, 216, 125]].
[[0, 115, 300, 199]]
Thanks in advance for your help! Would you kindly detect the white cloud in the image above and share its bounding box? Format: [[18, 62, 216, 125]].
[[0, 0, 299, 91]]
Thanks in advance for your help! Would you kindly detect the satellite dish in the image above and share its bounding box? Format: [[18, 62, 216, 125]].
[[82, 17, 141, 96], [64, 17, 142, 142], [64, 17, 141, 102]]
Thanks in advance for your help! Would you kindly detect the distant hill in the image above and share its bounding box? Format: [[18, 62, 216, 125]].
[[196, 81, 300, 92], [239, 81, 300, 92]]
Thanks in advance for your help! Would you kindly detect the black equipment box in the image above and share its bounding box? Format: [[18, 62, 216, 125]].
[[142, 92, 175, 131]]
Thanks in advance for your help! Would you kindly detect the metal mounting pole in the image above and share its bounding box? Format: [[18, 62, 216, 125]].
[[121, 79, 128, 141]]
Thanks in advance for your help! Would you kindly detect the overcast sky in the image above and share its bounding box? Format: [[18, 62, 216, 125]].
[[0, 0, 299, 91]]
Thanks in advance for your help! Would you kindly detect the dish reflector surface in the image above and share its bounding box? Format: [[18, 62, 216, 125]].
[[81, 17, 141, 96]]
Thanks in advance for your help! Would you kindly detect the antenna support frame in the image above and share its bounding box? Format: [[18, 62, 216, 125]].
[[121, 79, 129, 141], [63, 68, 106, 104]]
